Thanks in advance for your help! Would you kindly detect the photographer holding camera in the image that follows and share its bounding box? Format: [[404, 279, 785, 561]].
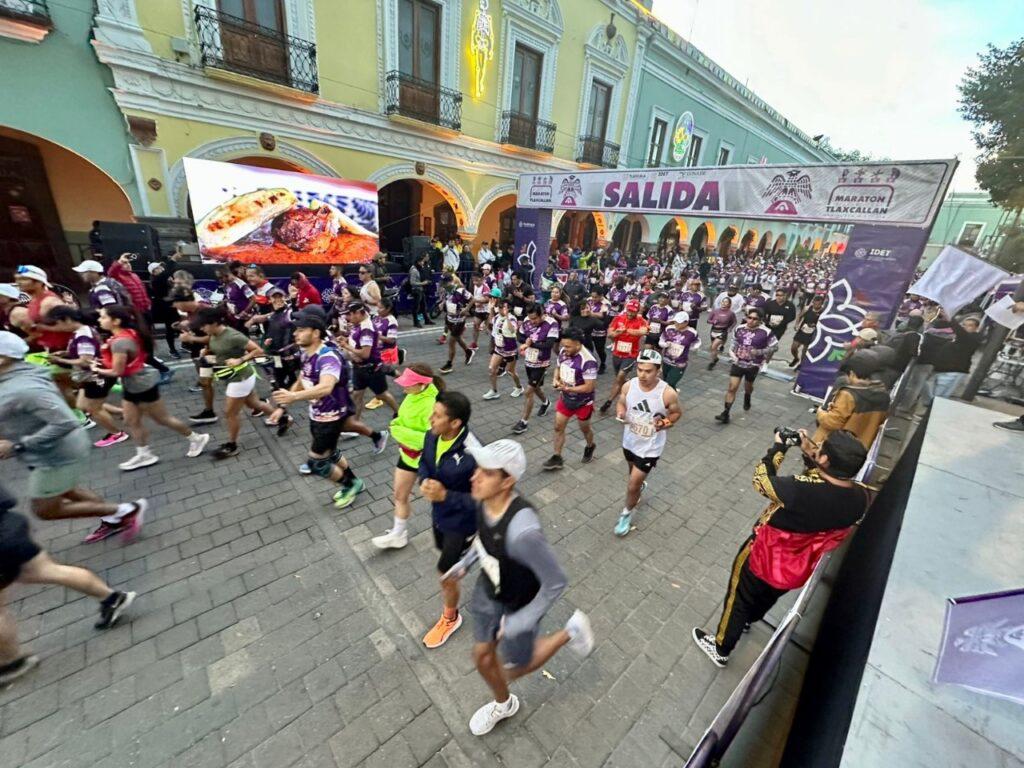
[[692, 428, 873, 667]]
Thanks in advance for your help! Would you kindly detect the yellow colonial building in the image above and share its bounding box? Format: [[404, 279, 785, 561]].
[[91, 0, 655, 255]]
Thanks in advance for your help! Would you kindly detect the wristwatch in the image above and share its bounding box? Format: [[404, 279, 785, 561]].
[[12, 442, 25, 454]]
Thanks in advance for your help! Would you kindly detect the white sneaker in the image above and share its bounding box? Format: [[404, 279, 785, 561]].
[[469, 694, 520, 736], [566, 610, 595, 657], [509, 387, 524, 398], [119, 450, 159, 471], [482, 389, 500, 400], [371, 528, 409, 550], [186, 433, 210, 458]]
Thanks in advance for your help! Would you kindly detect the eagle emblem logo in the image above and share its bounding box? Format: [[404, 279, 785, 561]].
[[559, 175, 582, 207], [762, 170, 813, 215]]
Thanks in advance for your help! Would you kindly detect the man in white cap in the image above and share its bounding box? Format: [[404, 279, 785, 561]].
[[444, 438, 595, 736], [72, 260, 130, 309], [8, 265, 70, 354], [0, 331, 147, 543]]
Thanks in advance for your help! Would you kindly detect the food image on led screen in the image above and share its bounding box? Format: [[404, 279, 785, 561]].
[[183, 158, 379, 264]]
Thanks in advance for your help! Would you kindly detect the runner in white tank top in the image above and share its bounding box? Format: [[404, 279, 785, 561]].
[[615, 349, 681, 537]]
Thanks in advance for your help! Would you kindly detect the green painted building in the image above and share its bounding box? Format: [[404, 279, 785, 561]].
[[923, 191, 1013, 266]]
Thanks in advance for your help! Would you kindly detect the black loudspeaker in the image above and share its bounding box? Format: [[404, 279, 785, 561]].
[[97, 222, 161, 263], [402, 235, 431, 268]]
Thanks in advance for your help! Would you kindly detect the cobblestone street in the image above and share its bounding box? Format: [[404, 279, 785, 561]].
[[0, 326, 817, 768]]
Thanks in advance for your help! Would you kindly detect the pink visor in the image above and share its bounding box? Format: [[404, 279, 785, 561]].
[[394, 368, 434, 387]]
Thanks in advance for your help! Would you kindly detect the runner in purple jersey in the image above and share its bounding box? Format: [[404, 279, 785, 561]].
[[745, 285, 768, 312], [439, 275, 475, 374], [607, 279, 628, 314], [679, 278, 706, 326], [715, 308, 778, 424], [512, 303, 559, 435], [542, 327, 598, 470], [645, 294, 672, 348], [658, 312, 701, 390], [544, 286, 570, 326], [340, 302, 399, 419], [482, 300, 524, 400]]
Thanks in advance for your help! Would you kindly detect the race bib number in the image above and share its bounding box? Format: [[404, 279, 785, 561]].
[[559, 363, 576, 385], [513, 306, 523, 316], [769, 314, 784, 326], [682, 302, 693, 314], [649, 322, 661, 334], [209, 291, 224, 304], [801, 324, 816, 334], [666, 343, 684, 359], [446, 301, 458, 315], [629, 419, 656, 438], [472, 537, 501, 593], [525, 347, 540, 364], [670, 299, 680, 308], [615, 340, 633, 354], [272, 355, 282, 368]]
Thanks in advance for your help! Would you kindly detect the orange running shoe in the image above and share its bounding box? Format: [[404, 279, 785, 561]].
[[422, 612, 463, 648]]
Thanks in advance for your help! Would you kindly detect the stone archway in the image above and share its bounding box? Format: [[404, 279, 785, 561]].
[[740, 228, 758, 252], [690, 221, 716, 254], [773, 233, 788, 254], [367, 163, 473, 234]]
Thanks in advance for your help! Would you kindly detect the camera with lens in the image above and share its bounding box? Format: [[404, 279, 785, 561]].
[[775, 427, 802, 447]]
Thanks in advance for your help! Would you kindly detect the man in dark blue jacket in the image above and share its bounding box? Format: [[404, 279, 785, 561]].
[[418, 390, 480, 648]]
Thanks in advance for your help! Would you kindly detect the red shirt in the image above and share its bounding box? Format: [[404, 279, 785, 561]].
[[608, 313, 647, 359], [108, 262, 151, 313], [557, 251, 570, 270]]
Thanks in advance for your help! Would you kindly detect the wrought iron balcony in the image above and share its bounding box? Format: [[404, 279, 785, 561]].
[[0, 0, 50, 26], [576, 135, 620, 168], [194, 4, 318, 94], [384, 70, 462, 131], [499, 111, 556, 153]]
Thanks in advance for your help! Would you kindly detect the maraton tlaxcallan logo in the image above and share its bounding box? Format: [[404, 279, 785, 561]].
[[761, 170, 813, 215]]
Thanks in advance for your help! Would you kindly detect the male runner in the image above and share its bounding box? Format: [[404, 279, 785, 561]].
[[469, 272, 491, 350], [443, 439, 595, 735], [72, 260, 130, 309], [645, 293, 672, 348], [598, 299, 648, 415], [511, 303, 559, 435], [439, 275, 475, 374], [790, 294, 824, 367], [658, 312, 701, 390], [615, 349, 681, 535], [542, 327, 598, 470], [271, 308, 376, 509], [715, 307, 778, 424], [339, 301, 399, 418], [482, 300, 524, 400], [763, 287, 797, 341]]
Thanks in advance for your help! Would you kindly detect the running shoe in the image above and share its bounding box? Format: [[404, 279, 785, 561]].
[[372, 430, 390, 455], [597, 365, 606, 375], [276, 413, 292, 437], [159, 370, 175, 386], [439, 362, 454, 374], [187, 433, 210, 458], [599, 400, 612, 415], [469, 694, 519, 736], [509, 387, 524, 397], [96, 591, 136, 630], [82, 417, 97, 430], [169, 350, 183, 360], [542, 454, 564, 471], [566, 610, 595, 657], [614, 510, 632, 537], [120, 499, 148, 542], [788, 358, 799, 368], [333, 477, 365, 508], [187, 384, 204, 393], [640, 480, 648, 496], [537, 399, 550, 417], [0, 655, 40, 685], [299, 462, 312, 475], [82, 519, 126, 544], [119, 449, 159, 471], [691, 628, 728, 668], [422, 612, 463, 649], [465, 348, 476, 365], [511, 420, 528, 435], [371, 528, 409, 550], [212, 442, 239, 460], [342, 432, 359, 440], [582, 443, 597, 463], [189, 409, 218, 425], [482, 389, 500, 400], [437, 334, 447, 345], [365, 398, 384, 410], [743, 393, 752, 411], [94, 431, 129, 448], [707, 360, 717, 370], [714, 410, 730, 424], [498, 369, 509, 378], [994, 417, 1024, 432], [469, 342, 479, 350]]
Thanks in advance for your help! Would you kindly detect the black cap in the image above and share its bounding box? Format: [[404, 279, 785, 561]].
[[821, 430, 868, 479], [344, 301, 367, 314], [560, 327, 585, 342], [294, 305, 327, 331], [841, 350, 879, 379]]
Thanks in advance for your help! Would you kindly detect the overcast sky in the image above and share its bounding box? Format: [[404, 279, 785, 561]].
[[649, 0, 1023, 191]]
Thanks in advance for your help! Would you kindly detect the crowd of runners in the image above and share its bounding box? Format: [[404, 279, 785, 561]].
[[1, 244, 891, 733]]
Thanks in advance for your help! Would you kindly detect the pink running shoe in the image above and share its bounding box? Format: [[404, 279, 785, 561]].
[[82, 520, 125, 544], [120, 499, 148, 542], [94, 431, 129, 448]]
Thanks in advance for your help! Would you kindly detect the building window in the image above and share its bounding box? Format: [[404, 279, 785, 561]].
[[647, 118, 667, 167], [511, 44, 541, 118], [215, 0, 287, 84], [398, 0, 440, 83], [587, 80, 612, 142], [957, 222, 984, 248], [717, 145, 731, 165], [686, 134, 704, 167]]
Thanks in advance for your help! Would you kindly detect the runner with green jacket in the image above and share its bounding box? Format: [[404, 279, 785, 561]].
[[372, 363, 444, 550]]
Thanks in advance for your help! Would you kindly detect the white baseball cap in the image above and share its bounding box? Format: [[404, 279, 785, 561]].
[[15, 265, 49, 285], [672, 312, 690, 324], [73, 260, 104, 274], [637, 348, 663, 366], [147, 262, 164, 275], [466, 439, 527, 481], [0, 331, 29, 360], [0, 284, 20, 300]]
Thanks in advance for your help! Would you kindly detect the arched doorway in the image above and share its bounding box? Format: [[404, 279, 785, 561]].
[[612, 214, 648, 254], [229, 156, 308, 173], [740, 229, 758, 254], [473, 192, 517, 254], [377, 179, 458, 254], [773, 233, 787, 254], [717, 226, 738, 258], [0, 126, 134, 285], [689, 221, 717, 255], [755, 231, 774, 255], [658, 217, 688, 250], [556, 211, 603, 251]]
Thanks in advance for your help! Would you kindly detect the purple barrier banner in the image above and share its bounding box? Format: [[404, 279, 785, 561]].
[[512, 208, 552, 290], [794, 224, 930, 399]]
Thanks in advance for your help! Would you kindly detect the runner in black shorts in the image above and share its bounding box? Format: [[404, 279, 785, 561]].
[[0, 481, 136, 685], [439, 275, 475, 374]]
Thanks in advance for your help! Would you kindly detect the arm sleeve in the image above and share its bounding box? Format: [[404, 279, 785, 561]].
[[502, 510, 568, 638], [751, 445, 787, 503]]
